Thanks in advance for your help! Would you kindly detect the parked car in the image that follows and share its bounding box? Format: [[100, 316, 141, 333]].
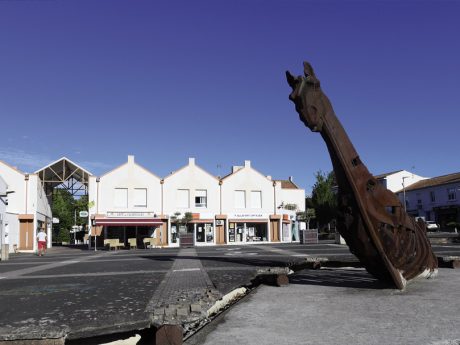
[[425, 221, 440, 231]]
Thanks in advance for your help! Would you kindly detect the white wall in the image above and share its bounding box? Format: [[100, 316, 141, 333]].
[[95, 156, 162, 215], [279, 188, 306, 213], [385, 170, 427, 192], [163, 158, 220, 217], [221, 161, 275, 217], [0, 162, 25, 252]]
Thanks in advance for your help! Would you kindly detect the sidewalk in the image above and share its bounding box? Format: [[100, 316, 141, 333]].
[[189, 267, 460, 345]]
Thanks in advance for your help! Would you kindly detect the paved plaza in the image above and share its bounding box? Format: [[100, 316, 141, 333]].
[[0, 243, 459, 343]]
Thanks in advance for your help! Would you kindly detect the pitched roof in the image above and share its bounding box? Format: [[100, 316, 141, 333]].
[[276, 179, 300, 189], [396, 172, 460, 193], [373, 170, 404, 180]]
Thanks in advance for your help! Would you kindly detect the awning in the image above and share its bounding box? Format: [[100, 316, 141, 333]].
[[94, 218, 163, 226]]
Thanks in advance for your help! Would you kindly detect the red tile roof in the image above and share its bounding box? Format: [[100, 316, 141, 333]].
[[396, 172, 460, 193]]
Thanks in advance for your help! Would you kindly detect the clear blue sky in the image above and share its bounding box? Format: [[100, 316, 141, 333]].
[[1, 0, 459, 194]]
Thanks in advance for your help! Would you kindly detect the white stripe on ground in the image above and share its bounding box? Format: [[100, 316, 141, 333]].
[[0, 252, 114, 279]]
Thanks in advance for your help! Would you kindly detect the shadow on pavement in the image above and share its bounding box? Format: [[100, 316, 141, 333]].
[[289, 268, 392, 289]]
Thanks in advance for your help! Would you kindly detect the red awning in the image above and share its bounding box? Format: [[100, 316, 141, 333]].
[[94, 218, 163, 226]]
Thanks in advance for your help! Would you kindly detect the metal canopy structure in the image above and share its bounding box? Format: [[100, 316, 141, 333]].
[[35, 157, 93, 197]]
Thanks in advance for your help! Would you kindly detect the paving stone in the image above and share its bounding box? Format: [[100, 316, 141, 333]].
[[190, 304, 201, 313], [176, 307, 189, 317]]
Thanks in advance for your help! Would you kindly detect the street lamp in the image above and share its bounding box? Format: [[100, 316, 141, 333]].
[[402, 176, 410, 212]]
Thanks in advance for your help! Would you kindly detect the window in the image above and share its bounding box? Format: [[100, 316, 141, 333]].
[[235, 190, 246, 208], [250, 191, 262, 209], [195, 189, 207, 208], [177, 189, 189, 208], [133, 188, 147, 207], [447, 188, 456, 201], [114, 188, 128, 208], [430, 191, 436, 203]]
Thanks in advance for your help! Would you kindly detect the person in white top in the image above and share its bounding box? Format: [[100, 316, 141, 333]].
[[37, 229, 47, 256]]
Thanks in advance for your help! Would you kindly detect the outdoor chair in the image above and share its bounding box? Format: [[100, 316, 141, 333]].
[[104, 239, 124, 250], [128, 238, 137, 249]]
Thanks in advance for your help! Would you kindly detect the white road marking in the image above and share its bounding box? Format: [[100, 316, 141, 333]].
[[173, 268, 201, 272]]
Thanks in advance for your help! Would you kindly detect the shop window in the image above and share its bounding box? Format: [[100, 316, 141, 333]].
[[133, 188, 147, 207], [177, 189, 189, 208], [228, 222, 244, 242], [195, 223, 214, 243], [235, 190, 246, 208], [114, 188, 128, 208], [246, 222, 268, 242], [430, 191, 436, 203], [195, 189, 207, 208], [447, 188, 456, 201], [250, 191, 262, 209]]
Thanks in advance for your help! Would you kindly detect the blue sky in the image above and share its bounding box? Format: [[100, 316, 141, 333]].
[[0, 0, 459, 194]]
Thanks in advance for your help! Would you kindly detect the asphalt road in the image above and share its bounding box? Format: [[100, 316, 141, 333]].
[[0, 242, 458, 341]]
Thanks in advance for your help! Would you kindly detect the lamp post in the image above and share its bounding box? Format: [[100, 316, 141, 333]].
[[402, 176, 410, 212]]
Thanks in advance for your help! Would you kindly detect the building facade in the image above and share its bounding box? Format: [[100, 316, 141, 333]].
[[0, 161, 52, 252], [396, 172, 460, 230], [88, 156, 305, 247]]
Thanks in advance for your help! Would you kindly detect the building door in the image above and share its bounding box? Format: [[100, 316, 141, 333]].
[[19, 220, 34, 250], [216, 223, 226, 244], [270, 220, 280, 242]]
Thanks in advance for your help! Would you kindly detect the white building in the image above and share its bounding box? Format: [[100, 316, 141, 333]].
[[88, 156, 305, 247], [163, 157, 220, 246], [0, 175, 8, 256], [0, 161, 52, 252], [374, 170, 426, 192], [89, 155, 165, 248]]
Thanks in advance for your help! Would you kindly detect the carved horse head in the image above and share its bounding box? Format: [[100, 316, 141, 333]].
[[286, 62, 328, 132]]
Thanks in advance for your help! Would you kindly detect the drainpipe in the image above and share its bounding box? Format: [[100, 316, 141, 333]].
[[273, 180, 277, 215], [219, 179, 223, 215], [24, 174, 29, 214], [96, 177, 100, 214], [160, 179, 164, 216]]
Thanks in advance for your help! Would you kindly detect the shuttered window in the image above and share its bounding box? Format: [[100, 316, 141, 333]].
[[114, 188, 128, 208], [134, 188, 147, 207]]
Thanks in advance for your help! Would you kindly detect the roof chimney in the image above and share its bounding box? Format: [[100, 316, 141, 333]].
[[289, 176, 293, 182], [189, 157, 195, 166], [244, 160, 251, 168], [128, 155, 135, 164], [266, 175, 272, 180]]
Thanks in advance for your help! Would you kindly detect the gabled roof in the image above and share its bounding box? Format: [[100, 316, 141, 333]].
[[164, 159, 219, 182], [0, 159, 25, 175], [221, 163, 273, 184], [373, 170, 404, 180], [35, 156, 93, 176], [396, 172, 460, 193], [100, 158, 161, 180]]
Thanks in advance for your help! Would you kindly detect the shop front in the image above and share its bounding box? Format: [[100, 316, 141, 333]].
[[228, 213, 270, 244], [94, 212, 166, 248]]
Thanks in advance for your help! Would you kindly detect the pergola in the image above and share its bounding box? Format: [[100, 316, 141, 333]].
[[35, 157, 93, 198]]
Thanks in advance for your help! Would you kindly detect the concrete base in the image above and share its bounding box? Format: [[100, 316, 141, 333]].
[[193, 268, 460, 345]]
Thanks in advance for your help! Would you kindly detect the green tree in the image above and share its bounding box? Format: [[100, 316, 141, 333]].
[[170, 212, 194, 233], [52, 189, 74, 243], [311, 170, 337, 230]]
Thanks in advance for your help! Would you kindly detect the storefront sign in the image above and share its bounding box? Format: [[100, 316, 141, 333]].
[[107, 211, 156, 218], [229, 213, 266, 219]]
